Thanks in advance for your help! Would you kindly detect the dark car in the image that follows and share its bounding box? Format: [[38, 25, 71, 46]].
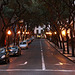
[[0, 47, 10, 64], [8, 46, 21, 56], [26, 39, 31, 45]]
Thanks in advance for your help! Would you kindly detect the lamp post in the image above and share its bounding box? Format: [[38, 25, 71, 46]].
[[7, 30, 11, 47], [61, 30, 66, 54]]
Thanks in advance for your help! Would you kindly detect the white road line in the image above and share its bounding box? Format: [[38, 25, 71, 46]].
[[0, 69, 75, 72], [40, 40, 46, 70], [19, 61, 28, 65], [54, 62, 71, 65]]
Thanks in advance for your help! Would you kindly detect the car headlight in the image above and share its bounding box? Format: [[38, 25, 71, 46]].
[[1, 55, 5, 58]]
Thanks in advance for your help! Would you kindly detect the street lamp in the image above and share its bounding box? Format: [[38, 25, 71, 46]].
[[7, 30, 11, 35], [49, 32, 52, 35], [26, 32, 29, 34], [17, 31, 21, 34], [54, 32, 57, 35], [46, 32, 49, 35], [7, 30, 12, 47], [23, 32, 25, 34], [26, 32, 29, 39]]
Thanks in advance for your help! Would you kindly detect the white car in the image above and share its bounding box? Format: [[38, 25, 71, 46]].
[[19, 41, 28, 49]]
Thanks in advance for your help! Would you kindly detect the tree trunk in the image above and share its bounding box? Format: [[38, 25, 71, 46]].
[[0, 31, 6, 47], [70, 29, 74, 56], [53, 24, 62, 48], [62, 37, 65, 54], [66, 29, 69, 54]]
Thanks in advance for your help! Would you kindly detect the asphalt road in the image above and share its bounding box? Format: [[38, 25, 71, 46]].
[[0, 39, 75, 75]]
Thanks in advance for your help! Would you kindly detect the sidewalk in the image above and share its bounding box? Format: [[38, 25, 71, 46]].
[[47, 40, 75, 63]]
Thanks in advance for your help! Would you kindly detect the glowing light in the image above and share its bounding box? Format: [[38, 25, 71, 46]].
[[62, 30, 66, 36], [19, 20, 23, 23], [49, 32, 52, 35], [54, 32, 57, 34], [7, 30, 11, 35], [24, 61, 28, 65], [59, 62, 64, 65], [46, 32, 52, 35], [26, 32, 29, 34], [46, 32, 49, 34], [17, 31, 21, 34], [23, 32, 24, 34]]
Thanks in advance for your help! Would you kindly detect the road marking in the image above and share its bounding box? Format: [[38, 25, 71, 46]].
[[19, 61, 28, 65], [41, 50, 43, 51], [40, 40, 46, 70], [0, 69, 75, 72], [54, 62, 71, 65]]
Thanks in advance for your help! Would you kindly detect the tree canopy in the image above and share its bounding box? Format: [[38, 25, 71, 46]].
[[0, 0, 74, 46]]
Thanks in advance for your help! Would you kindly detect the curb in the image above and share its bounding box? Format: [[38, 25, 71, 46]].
[[46, 39, 75, 63]]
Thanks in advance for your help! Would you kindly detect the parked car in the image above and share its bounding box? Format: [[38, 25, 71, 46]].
[[8, 46, 21, 56], [26, 39, 31, 44], [30, 38, 33, 42], [32, 36, 34, 40], [0, 47, 10, 64], [30, 36, 34, 42], [19, 40, 28, 49]]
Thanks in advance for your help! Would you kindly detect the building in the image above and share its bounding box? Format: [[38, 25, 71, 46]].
[[34, 26, 43, 34], [34, 25, 46, 38]]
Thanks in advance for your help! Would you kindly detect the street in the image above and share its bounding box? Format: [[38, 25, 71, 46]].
[[0, 39, 75, 75]]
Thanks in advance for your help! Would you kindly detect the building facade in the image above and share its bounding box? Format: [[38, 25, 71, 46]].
[[34, 26, 43, 34]]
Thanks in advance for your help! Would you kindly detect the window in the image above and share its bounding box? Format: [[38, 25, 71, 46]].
[[23, 42, 26, 44]]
